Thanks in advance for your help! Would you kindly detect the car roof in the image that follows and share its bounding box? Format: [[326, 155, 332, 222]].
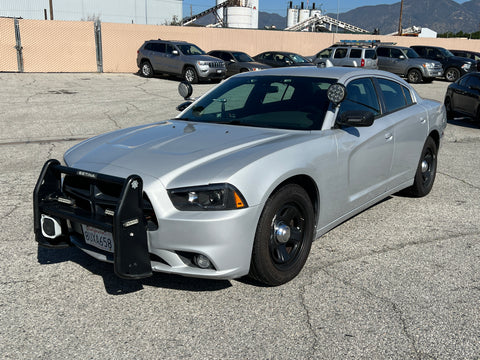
[[232, 66, 404, 82]]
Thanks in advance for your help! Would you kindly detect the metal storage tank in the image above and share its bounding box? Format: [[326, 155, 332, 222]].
[[298, 3, 310, 23], [287, 7, 299, 27], [249, 0, 259, 29], [227, 6, 253, 28]]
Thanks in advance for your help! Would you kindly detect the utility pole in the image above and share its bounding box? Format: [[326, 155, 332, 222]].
[[397, 0, 403, 35], [49, 0, 54, 20]]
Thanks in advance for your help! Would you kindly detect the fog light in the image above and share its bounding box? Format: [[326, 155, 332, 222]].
[[41, 214, 62, 239], [194, 254, 211, 269]]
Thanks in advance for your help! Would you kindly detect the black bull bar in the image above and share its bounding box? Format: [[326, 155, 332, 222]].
[[33, 159, 153, 279]]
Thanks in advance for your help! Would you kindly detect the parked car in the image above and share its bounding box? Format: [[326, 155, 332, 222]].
[[411, 45, 476, 82], [449, 50, 480, 71], [310, 46, 378, 69], [253, 51, 314, 68], [207, 50, 271, 77], [137, 39, 226, 83], [444, 72, 480, 124], [34, 67, 446, 286], [376, 45, 443, 83]]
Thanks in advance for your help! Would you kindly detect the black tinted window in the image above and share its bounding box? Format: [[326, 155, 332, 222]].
[[338, 78, 380, 117], [349, 49, 362, 58], [376, 47, 389, 57], [377, 78, 409, 113], [334, 48, 347, 59]]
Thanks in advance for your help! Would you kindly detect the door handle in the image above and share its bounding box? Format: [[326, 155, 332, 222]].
[[420, 117, 427, 124], [385, 132, 393, 141]]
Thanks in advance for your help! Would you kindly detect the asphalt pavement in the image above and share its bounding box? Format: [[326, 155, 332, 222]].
[[0, 72, 479, 359]]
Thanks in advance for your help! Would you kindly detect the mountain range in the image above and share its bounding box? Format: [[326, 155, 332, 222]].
[[195, 0, 480, 34]]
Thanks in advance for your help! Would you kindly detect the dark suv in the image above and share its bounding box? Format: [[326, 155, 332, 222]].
[[137, 39, 226, 83], [411, 45, 476, 82]]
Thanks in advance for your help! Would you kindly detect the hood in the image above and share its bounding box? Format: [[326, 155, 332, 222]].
[[64, 120, 299, 187]]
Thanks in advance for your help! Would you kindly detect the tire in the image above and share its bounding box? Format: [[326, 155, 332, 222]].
[[407, 69, 422, 84], [140, 61, 153, 78], [249, 184, 315, 286], [445, 67, 461, 82], [183, 66, 198, 84], [444, 96, 454, 119], [404, 137, 437, 197]]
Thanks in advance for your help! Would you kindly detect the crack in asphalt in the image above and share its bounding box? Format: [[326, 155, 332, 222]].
[[320, 267, 425, 359], [438, 171, 480, 191], [104, 112, 122, 129], [298, 273, 318, 358], [2, 205, 19, 219]]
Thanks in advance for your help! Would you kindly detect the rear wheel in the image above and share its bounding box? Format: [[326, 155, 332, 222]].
[[445, 67, 460, 82], [140, 61, 153, 78], [183, 66, 198, 84], [407, 69, 422, 84], [249, 184, 314, 286], [404, 137, 437, 197]]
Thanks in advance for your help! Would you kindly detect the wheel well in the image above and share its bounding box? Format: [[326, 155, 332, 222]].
[[183, 64, 195, 72], [429, 130, 440, 150], [140, 58, 151, 65], [271, 175, 319, 226]]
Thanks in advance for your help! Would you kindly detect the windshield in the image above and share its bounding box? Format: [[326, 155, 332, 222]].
[[232, 52, 254, 62], [288, 53, 310, 63], [405, 48, 420, 58], [176, 44, 205, 55], [180, 75, 335, 130]]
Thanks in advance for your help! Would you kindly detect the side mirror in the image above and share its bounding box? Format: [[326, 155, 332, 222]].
[[398, 55, 405, 60], [337, 110, 375, 127], [172, 50, 179, 55], [176, 101, 193, 112]]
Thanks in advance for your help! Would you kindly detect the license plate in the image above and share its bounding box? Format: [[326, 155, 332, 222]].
[[82, 225, 114, 253], [217, 69, 222, 73]]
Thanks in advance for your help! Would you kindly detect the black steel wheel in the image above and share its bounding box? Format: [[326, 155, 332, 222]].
[[407, 69, 422, 84], [249, 184, 314, 286], [445, 67, 460, 82], [183, 66, 198, 84], [404, 137, 437, 197], [140, 61, 153, 78]]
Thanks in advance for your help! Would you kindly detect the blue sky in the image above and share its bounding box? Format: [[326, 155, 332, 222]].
[[183, 0, 468, 17]]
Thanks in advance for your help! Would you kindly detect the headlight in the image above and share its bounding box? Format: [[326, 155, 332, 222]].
[[423, 63, 434, 69], [197, 61, 208, 67], [168, 183, 248, 211], [461, 63, 471, 70]]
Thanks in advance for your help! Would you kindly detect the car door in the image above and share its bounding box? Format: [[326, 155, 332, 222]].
[[456, 75, 480, 116], [334, 77, 395, 210], [147, 43, 167, 72], [376, 47, 394, 73], [389, 48, 408, 75], [375, 78, 428, 188], [332, 48, 348, 66]]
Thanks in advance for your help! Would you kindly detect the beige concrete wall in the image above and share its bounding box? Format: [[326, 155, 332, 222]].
[[0, 18, 18, 72], [2, 19, 480, 73]]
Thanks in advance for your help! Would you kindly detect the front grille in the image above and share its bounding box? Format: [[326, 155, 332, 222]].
[[208, 61, 225, 68], [63, 175, 158, 230]]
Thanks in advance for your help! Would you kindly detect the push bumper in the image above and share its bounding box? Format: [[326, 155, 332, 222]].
[[33, 159, 152, 279]]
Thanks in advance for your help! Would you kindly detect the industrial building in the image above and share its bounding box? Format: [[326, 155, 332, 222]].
[[0, 0, 182, 25]]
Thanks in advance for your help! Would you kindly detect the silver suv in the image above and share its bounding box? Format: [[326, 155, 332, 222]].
[[376, 45, 443, 83], [137, 40, 226, 83], [311, 46, 378, 69]]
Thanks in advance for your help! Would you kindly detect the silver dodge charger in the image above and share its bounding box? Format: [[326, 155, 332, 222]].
[[34, 67, 447, 286]]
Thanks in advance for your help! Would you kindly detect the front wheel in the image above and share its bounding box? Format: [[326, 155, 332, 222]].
[[249, 184, 314, 286], [407, 69, 422, 84], [445, 67, 461, 82], [404, 137, 438, 197], [183, 67, 198, 84], [140, 61, 153, 78]]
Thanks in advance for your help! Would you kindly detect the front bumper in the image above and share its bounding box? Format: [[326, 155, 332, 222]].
[[33, 160, 260, 281], [34, 159, 152, 279], [197, 67, 226, 79]]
